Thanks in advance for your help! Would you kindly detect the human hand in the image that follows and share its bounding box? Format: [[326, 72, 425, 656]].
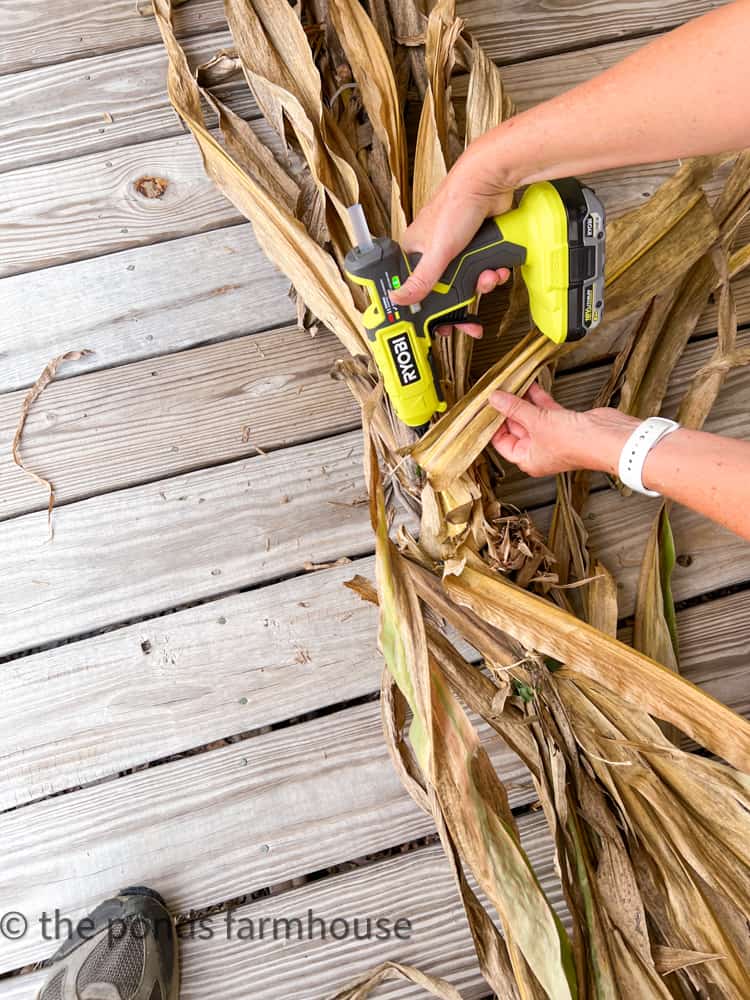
[[489, 383, 641, 478], [390, 141, 515, 338]]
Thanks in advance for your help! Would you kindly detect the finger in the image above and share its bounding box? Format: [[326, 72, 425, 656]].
[[526, 381, 563, 411], [492, 430, 532, 468], [455, 322, 484, 339], [390, 256, 448, 306], [491, 430, 520, 463], [476, 268, 511, 295], [489, 389, 538, 429], [505, 417, 527, 438], [435, 325, 452, 337]]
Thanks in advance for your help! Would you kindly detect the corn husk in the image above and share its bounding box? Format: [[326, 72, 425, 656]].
[[151, 1, 750, 996]]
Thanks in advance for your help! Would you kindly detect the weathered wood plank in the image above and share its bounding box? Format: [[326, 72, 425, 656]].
[[0, 429, 371, 658], [0, 699, 535, 974], [0, 324, 360, 520], [0, 32, 649, 175], [2, 385, 750, 659], [0, 0, 227, 75], [0, 122, 697, 281], [0, 133, 243, 278], [3, 156, 746, 390], [0, 556, 379, 810], [2, 223, 747, 398], [1, 316, 748, 522], [0, 31, 250, 174], [457, 0, 726, 64], [0, 809, 560, 1000], [0, 225, 290, 395], [673, 590, 750, 719], [2, 532, 747, 816], [1, 0, 720, 75]]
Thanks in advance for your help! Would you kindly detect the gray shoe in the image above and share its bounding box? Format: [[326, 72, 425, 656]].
[[36, 887, 179, 1000]]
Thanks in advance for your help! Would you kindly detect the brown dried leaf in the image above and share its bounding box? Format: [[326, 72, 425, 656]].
[[465, 38, 514, 144], [12, 350, 94, 530], [152, 0, 367, 358], [328, 0, 409, 235], [409, 333, 559, 491], [652, 946, 723, 976], [444, 562, 750, 773], [327, 960, 463, 1000]]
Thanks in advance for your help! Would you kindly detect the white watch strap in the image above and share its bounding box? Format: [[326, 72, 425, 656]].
[[618, 417, 680, 497]]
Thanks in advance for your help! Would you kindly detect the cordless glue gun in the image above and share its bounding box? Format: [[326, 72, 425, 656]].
[[343, 178, 606, 431]]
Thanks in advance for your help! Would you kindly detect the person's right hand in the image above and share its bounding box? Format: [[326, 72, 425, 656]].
[[390, 139, 515, 338]]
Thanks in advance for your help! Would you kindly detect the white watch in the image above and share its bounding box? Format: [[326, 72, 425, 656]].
[[618, 417, 680, 497]]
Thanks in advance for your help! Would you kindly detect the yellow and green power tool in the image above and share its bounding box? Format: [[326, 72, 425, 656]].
[[344, 178, 606, 430]]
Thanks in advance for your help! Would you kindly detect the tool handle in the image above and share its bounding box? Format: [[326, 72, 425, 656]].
[[407, 220, 527, 334]]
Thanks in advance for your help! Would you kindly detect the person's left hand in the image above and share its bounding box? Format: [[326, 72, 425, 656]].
[[489, 383, 640, 477]]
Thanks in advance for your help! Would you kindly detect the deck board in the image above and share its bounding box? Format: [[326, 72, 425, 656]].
[[0, 33, 654, 175], [0, 133, 243, 279], [0, 810, 559, 1000], [0, 328, 750, 518], [0, 2, 746, 997], [1, 542, 747, 813], [0, 325, 359, 520], [0, 31, 249, 174], [0, 557, 379, 810], [0, 429, 371, 658], [1, 320, 748, 521], [2, 407, 750, 659], [0, 226, 289, 395], [0, 700, 534, 974], [0, 134, 700, 280], [1, 0, 723, 75]]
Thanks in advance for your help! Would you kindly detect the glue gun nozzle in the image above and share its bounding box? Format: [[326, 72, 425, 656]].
[[347, 203, 374, 252]]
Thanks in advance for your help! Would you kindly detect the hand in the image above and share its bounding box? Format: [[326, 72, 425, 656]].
[[390, 143, 515, 338], [489, 383, 641, 478]]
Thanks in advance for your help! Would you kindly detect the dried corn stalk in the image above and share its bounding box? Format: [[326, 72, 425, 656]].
[[151, 1, 750, 996]]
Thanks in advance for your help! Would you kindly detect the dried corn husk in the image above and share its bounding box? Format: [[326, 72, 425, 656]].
[[151, 1, 750, 996]]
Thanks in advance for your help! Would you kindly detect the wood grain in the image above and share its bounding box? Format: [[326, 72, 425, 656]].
[[0, 31, 251, 174], [0, 33, 641, 174], [0, 556, 379, 810], [0, 809, 560, 1000], [0, 429, 372, 657], [2, 158, 746, 390], [0, 225, 290, 395], [2, 537, 748, 816], [0, 699, 535, 974], [0, 126, 698, 281], [0, 324, 360, 519], [2, 391, 750, 659], [457, 0, 726, 65], [0, 0, 719, 75], [1, 320, 748, 522], [0, 0, 227, 75], [0, 133, 243, 278]]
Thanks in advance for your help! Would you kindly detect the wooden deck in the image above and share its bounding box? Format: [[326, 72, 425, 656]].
[[0, 1, 746, 997]]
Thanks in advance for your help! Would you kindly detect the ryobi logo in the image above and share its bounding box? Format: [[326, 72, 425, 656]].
[[388, 334, 420, 386]]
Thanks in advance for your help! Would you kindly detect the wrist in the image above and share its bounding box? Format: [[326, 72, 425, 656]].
[[568, 409, 641, 476]]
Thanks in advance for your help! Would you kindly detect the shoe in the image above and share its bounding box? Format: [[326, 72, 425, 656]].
[[36, 886, 179, 1000]]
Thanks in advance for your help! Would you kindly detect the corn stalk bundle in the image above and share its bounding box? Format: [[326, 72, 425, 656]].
[[150, 1, 750, 995]]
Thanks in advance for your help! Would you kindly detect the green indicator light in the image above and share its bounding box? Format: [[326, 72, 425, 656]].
[[391, 275, 401, 289]]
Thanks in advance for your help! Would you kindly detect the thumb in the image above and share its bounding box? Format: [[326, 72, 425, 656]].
[[390, 254, 447, 306], [489, 389, 539, 430]]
